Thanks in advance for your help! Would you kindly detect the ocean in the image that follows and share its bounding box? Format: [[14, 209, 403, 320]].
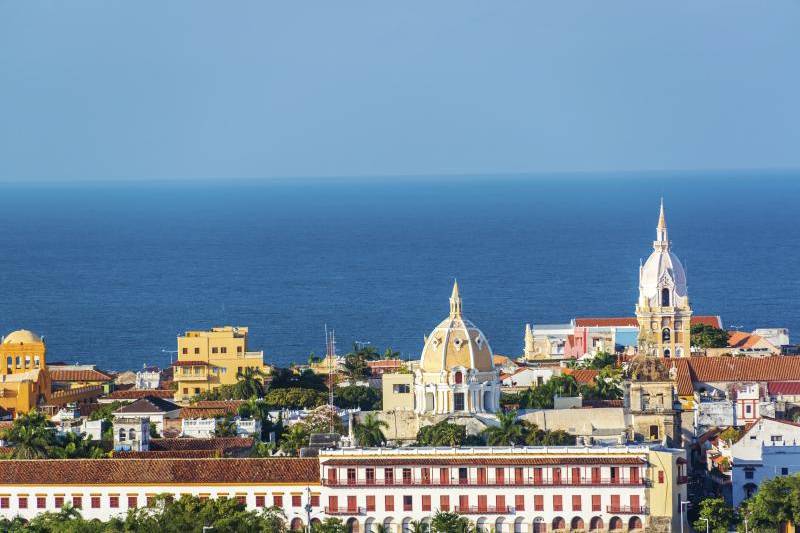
[[0, 173, 798, 371]]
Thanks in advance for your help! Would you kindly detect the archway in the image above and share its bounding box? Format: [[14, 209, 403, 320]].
[[664, 348, 671, 358], [483, 390, 493, 412], [290, 518, 304, 531], [364, 518, 375, 533], [662, 327, 671, 342], [425, 392, 434, 412], [609, 516, 623, 531], [532, 517, 546, 533], [628, 516, 643, 530], [513, 516, 525, 533], [347, 517, 361, 533], [570, 517, 584, 530], [476, 517, 488, 532], [552, 516, 565, 531], [744, 482, 758, 499], [383, 517, 395, 533], [310, 518, 322, 530], [495, 516, 506, 533], [589, 516, 603, 531], [401, 517, 413, 533], [661, 288, 670, 306]]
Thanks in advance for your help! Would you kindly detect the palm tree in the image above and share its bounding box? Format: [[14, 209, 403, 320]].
[[10, 424, 51, 459], [371, 525, 388, 533], [408, 520, 429, 533], [382, 347, 400, 360], [353, 413, 388, 447], [341, 354, 368, 382], [214, 416, 238, 437], [279, 424, 309, 456], [234, 367, 267, 399], [482, 410, 523, 446]]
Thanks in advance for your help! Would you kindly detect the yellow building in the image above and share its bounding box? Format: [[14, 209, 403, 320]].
[[636, 201, 692, 357], [0, 329, 51, 416], [172, 326, 268, 402]]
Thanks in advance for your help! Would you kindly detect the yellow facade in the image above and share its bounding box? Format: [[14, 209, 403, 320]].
[[173, 326, 268, 402], [647, 449, 688, 532], [381, 373, 415, 411], [0, 330, 51, 416]]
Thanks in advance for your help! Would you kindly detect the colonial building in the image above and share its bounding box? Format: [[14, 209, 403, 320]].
[[172, 326, 268, 402], [635, 201, 692, 358], [0, 445, 687, 532], [414, 282, 500, 415], [0, 329, 50, 415]]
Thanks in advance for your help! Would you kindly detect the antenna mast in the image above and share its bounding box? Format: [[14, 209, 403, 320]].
[[325, 325, 336, 433]]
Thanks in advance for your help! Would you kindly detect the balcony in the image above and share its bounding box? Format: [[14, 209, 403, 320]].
[[678, 475, 688, 484], [322, 477, 648, 488], [454, 506, 514, 515], [607, 505, 649, 515], [325, 507, 365, 516], [177, 373, 209, 382]]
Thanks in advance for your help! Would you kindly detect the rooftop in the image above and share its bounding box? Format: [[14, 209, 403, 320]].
[[114, 396, 180, 415], [675, 356, 800, 395]]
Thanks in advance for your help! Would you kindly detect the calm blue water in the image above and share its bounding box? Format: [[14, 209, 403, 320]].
[[0, 174, 798, 371]]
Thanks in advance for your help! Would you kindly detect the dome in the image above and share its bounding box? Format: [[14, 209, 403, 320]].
[[420, 282, 494, 374], [2, 329, 43, 344], [640, 250, 687, 299]]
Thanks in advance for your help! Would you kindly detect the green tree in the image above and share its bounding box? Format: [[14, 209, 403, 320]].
[[382, 347, 401, 360], [353, 413, 388, 447], [738, 474, 800, 531], [482, 410, 524, 446], [430, 511, 471, 533], [341, 353, 368, 382], [691, 324, 730, 349], [692, 497, 737, 533], [264, 388, 327, 410], [279, 423, 310, 456], [515, 375, 582, 409], [409, 520, 430, 533], [149, 421, 160, 438], [1, 410, 55, 459], [416, 421, 467, 447], [334, 385, 381, 410], [233, 367, 268, 399], [214, 416, 238, 437], [312, 517, 348, 533]]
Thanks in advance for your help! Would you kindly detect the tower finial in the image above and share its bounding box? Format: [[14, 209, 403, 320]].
[[449, 280, 462, 317], [658, 197, 666, 230], [655, 198, 668, 246]]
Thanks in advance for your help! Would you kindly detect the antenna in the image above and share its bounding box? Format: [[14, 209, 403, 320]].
[[325, 325, 336, 433]]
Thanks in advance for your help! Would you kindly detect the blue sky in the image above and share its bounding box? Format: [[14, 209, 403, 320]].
[[1, 1, 798, 181]]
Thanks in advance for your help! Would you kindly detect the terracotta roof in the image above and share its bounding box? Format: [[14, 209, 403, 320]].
[[106, 389, 175, 401], [0, 458, 319, 485], [728, 331, 766, 349], [113, 450, 220, 459], [367, 360, 403, 369], [321, 457, 645, 466], [181, 401, 244, 419], [149, 437, 254, 452], [768, 382, 800, 396], [114, 396, 180, 414], [581, 399, 624, 408], [693, 316, 724, 329], [675, 357, 800, 396], [563, 368, 599, 385], [574, 315, 722, 329], [50, 369, 113, 382], [171, 360, 209, 367]]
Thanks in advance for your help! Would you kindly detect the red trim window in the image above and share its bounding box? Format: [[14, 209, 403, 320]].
[[385, 468, 394, 485], [402, 468, 412, 484], [630, 494, 640, 510], [17, 496, 27, 509], [0, 497, 8, 509], [571, 467, 581, 485], [534, 495, 543, 511], [347, 496, 357, 513], [385, 495, 394, 512], [292, 494, 301, 507], [91, 496, 101, 509], [273, 495, 283, 508], [459, 495, 469, 511], [421, 467, 431, 485], [403, 495, 412, 512], [591, 467, 601, 483], [72, 496, 82, 509], [533, 467, 543, 485], [477, 467, 487, 485], [630, 466, 640, 484], [440, 495, 450, 511], [328, 496, 337, 512], [109, 495, 119, 509], [347, 468, 356, 485], [37, 496, 46, 509], [514, 467, 524, 484], [553, 495, 562, 512], [439, 467, 450, 485], [658, 471, 665, 484], [552, 468, 562, 485], [515, 495, 524, 511], [366, 468, 375, 485], [478, 495, 488, 512], [592, 495, 601, 512], [126, 495, 137, 508], [496, 468, 505, 485], [255, 495, 265, 507], [327, 468, 337, 484], [496, 495, 505, 511], [366, 495, 375, 512], [236, 495, 246, 505], [311, 494, 320, 507], [572, 495, 581, 511], [54, 496, 64, 508], [422, 495, 431, 512], [610, 467, 619, 484]]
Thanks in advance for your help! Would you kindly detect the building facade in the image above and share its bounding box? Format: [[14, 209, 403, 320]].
[[0, 329, 51, 415], [172, 326, 268, 402], [0, 446, 687, 532], [635, 201, 692, 358]]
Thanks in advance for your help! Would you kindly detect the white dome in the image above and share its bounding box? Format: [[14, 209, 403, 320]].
[[2, 329, 43, 344], [640, 250, 687, 300]]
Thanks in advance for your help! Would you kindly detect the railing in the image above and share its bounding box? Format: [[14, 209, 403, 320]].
[[454, 506, 514, 515], [607, 505, 649, 514], [322, 477, 648, 487], [677, 475, 688, 484], [324, 506, 365, 516]]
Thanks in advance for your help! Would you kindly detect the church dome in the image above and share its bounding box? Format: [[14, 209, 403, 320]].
[[638, 200, 688, 304], [420, 282, 494, 374], [2, 329, 43, 344]]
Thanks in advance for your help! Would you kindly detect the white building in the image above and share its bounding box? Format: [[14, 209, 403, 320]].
[[112, 396, 180, 436], [181, 417, 261, 438], [135, 366, 161, 390], [112, 417, 150, 452], [731, 417, 800, 506], [499, 367, 553, 389], [0, 445, 687, 532]]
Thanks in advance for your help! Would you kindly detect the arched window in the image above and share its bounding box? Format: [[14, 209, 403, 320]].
[[454, 371, 463, 384], [661, 288, 670, 306], [118, 428, 126, 442], [664, 349, 671, 358], [129, 429, 136, 441], [662, 328, 671, 342]]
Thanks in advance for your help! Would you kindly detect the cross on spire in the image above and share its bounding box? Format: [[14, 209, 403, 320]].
[[449, 280, 462, 317]]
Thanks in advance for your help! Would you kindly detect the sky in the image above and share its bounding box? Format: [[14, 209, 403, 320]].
[[1, 1, 799, 181]]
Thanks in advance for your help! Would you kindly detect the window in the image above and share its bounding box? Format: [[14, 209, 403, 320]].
[[129, 429, 136, 441], [292, 494, 302, 507], [402, 468, 412, 484], [347, 496, 357, 512], [194, 347, 200, 354], [440, 495, 450, 511], [0, 497, 8, 509], [592, 495, 601, 512], [477, 468, 487, 485], [422, 495, 431, 511], [661, 288, 670, 306], [366, 495, 375, 512], [55, 496, 64, 508], [459, 495, 469, 511], [237, 346, 243, 353], [591, 467, 600, 483], [127, 495, 137, 508], [440, 467, 450, 485], [385, 495, 394, 512], [182, 348, 188, 354], [658, 471, 665, 484], [327, 468, 337, 484], [534, 495, 543, 511], [183, 388, 188, 395], [572, 495, 581, 511], [37, 496, 46, 509], [403, 495, 412, 511], [552, 468, 562, 484], [393, 384, 410, 393], [772, 435, 783, 442], [783, 467, 790, 476], [746, 405, 752, 414], [454, 392, 465, 411], [496, 495, 505, 511], [610, 467, 618, 483], [384, 468, 394, 485], [119, 428, 126, 442], [347, 468, 356, 485], [630, 494, 640, 510], [194, 387, 200, 394], [110, 496, 119, 508], [478, 495, 488, 512], [515, 467, 525, 484], [91, 496, 100, 508], [533, 467, 542, 485], [328, 496, 338, 512], [553, 495, 562, 511], [72, 496, 82, 509], [15, 495, 27, 509], [255, 495, 265, 507], [212, 347, 218, 354], [273, 495, 283, 507], [454, 371, 463, 384], [146, 495, 155, 507], [221, 347, 227, 354], [365, 468, 374, 485], [458, 467, 468, 484], [421, 467, 431, 484], [745, 468, 755, 480], [571, 467, 581, 484], [515, 494, 524, 511], [311, 494, 320, 507], [630, 466, 640, 484]]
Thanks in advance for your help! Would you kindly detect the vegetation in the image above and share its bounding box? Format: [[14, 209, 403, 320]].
[[502, 375, 582, 409], [353, 413, 388, 446], [269, 368, 328, 392], [416, 421, 468, 447], [311, 517, 348, 533], [213, 415, 238, 437], [691, 323, 730, 349], [690, 497, 737, 533], [482, 410, 524, 446], [333, 385, 381, 410], [737, 474, 800, 531], [0, 411, 106, 460], [264, 388, 327, 410], [569, 351, 617, 370], [430, 511, 471, 533], [232, 367, 268, 399], [718, 426, 744, 443]]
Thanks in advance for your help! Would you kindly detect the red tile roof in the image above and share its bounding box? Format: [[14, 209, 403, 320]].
[[180, 401, 244, 419], [367, 360, 403, 369], [106, 389, 175, 401], [321, 457, 645, 467], [563, 368, 599, 385], [728, 331, 766, 349], [149, 437, 254, 452], [0, 458, 319, 485], [50, 369, 113, 382], [574, 315, 722, 329], [768, 382, 800, 396], [675, 357, 800, 396], [114, 396, 180, 414], [113, 450, 221, 459]]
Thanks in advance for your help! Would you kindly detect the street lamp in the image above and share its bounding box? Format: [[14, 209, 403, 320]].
[[700, 517, 709, 533], [679, 500, 691, 533], [304, 486, 313, 533]]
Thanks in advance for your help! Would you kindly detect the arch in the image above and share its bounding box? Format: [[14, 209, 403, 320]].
[[570, 517, 584, 530], [311, 518, 322, 528], [589, 516, 604, 531], [552, 516, 565, 531], [609, 517, 623, 531], [495, 516, 506, 533], [513, 517, 525, 533], [290, 518, 304, 531], [744, 482, 758, 499], [532, 517, 546, 533], [364, 518, 375, 533], [401, 517, 413, 533], [383, 516, 395, 533], [476, 517, 488, 532], [424, 392, 434, 412], [129, 428, 136, 441], [664, 348, 671, 358], [676, 346, 684, 357], [347, 517, 361, 533], [661, 287, 670, 306], [483, 390, 493, 412], [118, 428, 126, 442], [454, 371, 463, 384], [628, 516, 643, 530], [662, 327, 671, 342]]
